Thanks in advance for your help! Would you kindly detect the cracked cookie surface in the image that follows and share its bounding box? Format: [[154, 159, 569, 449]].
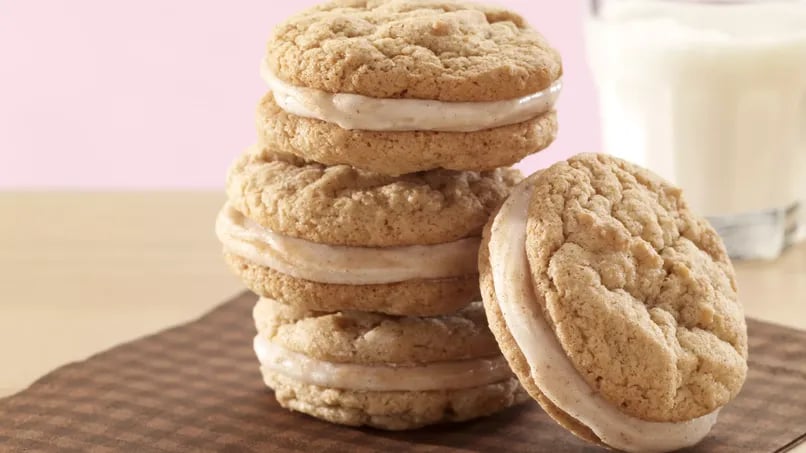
[[524, 153, 747, 422], [267, 0, 562, 101], [226, 146, 522, 247]]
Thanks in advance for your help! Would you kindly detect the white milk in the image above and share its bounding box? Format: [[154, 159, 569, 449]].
[[587, 0, 806, 259]]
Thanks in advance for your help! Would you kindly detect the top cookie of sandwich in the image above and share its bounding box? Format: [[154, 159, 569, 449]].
[[227, 146, 521, 247], [267, 0, 562, 101], [525, 154, 747, 422]]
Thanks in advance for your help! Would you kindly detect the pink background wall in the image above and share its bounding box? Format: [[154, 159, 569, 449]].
[[0, 1, 600, 189]]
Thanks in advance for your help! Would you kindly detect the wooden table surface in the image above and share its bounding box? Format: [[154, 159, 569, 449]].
[[0, 193, 242, 398], [2, 192, 805, 450]]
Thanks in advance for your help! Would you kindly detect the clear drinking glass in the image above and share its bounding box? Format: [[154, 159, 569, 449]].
[[585, 0, 806, 260]]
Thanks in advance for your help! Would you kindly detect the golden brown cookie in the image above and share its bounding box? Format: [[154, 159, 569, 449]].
[[253, 298, 501, 364], [226, 146, 522, 247], [260, 0, 563, 174], [225, 253, 479, 317], [265, 371, 526, 431], [219, 147, 518, 314], [256, 93, 558, 176], [267, 0, 562, 101], [479, 154, 748, 451], [253, 298, 527, 430]]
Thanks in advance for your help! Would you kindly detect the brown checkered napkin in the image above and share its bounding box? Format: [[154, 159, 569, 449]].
[[1, 292, 804, 453]]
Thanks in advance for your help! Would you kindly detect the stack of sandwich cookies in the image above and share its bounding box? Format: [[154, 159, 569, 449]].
[[217, 147, 521, 316], [479, 154, 748, 451], [258, 0, 562, 175], [217, 0, 564, 431], [253, 298, 528, 430]]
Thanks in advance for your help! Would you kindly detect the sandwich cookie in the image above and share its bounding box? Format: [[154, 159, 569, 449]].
[[259, 0, 562, 175], [253, 298, 527, 430], [218, 146, 522, 316], [479, 154, 748, 452]]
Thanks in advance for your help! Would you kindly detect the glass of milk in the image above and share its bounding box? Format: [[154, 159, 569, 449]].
[[585, 0, 806, 260]]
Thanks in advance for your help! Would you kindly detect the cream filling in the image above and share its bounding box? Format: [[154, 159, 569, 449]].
[[261, 61, 562, 132], [488, 180, 719, 453], [254, 335, 513, 392], [215, 204, 479, 285]]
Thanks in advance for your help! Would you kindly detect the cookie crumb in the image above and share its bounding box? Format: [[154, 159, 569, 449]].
[[431, 20, 452, 36]]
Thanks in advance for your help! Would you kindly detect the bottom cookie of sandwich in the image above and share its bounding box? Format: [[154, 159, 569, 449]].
[[263, 370, 527, 431]]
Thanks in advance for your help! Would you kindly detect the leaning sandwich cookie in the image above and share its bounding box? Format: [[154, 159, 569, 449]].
[[479, 154, 748, 451], [253, 298, 528, 430], [217, 145, 522, 316], [258, 0, 562, 175]]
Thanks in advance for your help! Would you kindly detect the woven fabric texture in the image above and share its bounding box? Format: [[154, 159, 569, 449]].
[[1, 292, 804, 453]]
